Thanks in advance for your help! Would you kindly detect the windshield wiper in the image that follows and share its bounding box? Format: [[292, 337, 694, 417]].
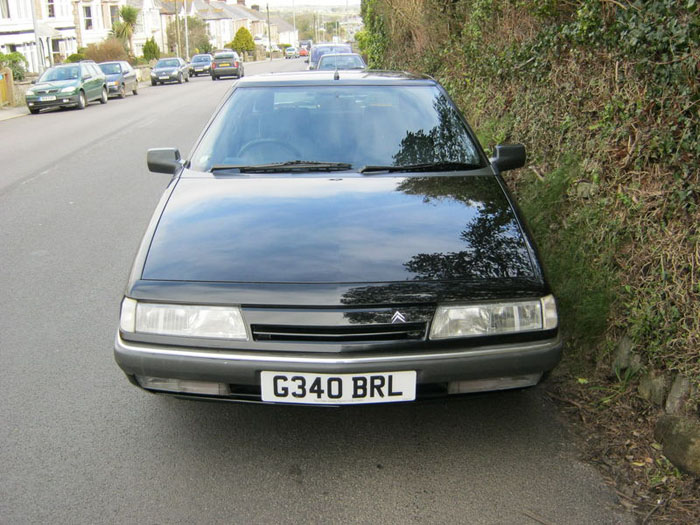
[[359, 161, 483, 174], [211, 161, 353, 174]]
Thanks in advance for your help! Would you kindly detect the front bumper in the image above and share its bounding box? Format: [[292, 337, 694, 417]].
[[26, 93, 80, 109], [151, 72, 179, 82], [115, 332, 562, 401]]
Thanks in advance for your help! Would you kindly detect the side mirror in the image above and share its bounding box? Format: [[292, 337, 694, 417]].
[[147, 148, 183, 175], [305, 58, 309, 63], [31, 80, 36, 84], [490, 144, 526, 172]]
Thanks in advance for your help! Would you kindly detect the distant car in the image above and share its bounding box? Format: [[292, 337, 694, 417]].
[[211, 50, 244, 80], [150, 58, 189, 85], [115, 71, 562, 406], [317, 53, 366, 71], [284, 46, 299, 59], [308, 44, 352, 70], [25, 62, 107, 113], [189, 54, 213, 77], [99, 61, 138, 98], [299, 47, 309, 57]]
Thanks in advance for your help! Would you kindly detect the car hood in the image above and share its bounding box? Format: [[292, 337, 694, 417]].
[[153, 67, 177, 73], [142, 173, 539, 285], [32, 80, 78, 90]]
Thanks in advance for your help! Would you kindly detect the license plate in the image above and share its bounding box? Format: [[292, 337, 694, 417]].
[[39, 96, 56, 101], [159, 76, 169, 79], [260, 371, 416, 405], [195, 67, 204, 71], [219, 63, 230, 67]]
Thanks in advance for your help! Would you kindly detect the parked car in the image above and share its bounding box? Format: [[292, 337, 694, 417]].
[[150, 57, 189, 85], [25, 62, 107, 114], [284, 46, 299, 59], [317, 53, 366, 71], [307, 43, 352, 70], [189, 54, 213, 76], [299, 47, 309, 57], [99, 60, 138, 98], [211, 50, 244, 80], [116, 71, 561, 405]]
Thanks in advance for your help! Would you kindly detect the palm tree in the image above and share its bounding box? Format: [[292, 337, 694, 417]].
[[113, 6, 140, 56]]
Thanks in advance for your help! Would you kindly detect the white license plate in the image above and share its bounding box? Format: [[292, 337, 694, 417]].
[[195, 68, 204, 71], [159, 75, 169, 79], [39, 96, 56, 101], [260, 371, 416, 405]]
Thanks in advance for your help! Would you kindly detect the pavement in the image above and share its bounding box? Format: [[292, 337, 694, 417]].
[[0, 105, 29, 121]]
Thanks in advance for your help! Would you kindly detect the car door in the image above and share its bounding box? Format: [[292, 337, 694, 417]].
[[121, 62, 136, 91], [91, 64, 105, 98], [80, 63, 95, 99]]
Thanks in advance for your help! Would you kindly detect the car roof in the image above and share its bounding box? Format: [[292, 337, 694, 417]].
[[319, 53, 362, 58], [234, 70, 434, 87]]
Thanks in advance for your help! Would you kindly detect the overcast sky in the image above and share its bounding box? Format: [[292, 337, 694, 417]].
[[260, 0, 361, 8]]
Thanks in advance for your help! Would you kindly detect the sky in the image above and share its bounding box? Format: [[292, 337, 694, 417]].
[[258, 0, 361, 8]]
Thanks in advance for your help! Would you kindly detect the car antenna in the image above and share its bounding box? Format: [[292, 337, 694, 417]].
[[334, 68, 340, 81]]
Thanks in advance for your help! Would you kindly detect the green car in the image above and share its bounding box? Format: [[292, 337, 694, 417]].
[[25, 61, 108, 114]]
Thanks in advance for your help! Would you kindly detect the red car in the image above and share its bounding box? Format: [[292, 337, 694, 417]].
[[299, 48, 309, 57]]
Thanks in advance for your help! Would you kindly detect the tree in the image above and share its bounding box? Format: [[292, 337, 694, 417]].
[[166, 17, 212, 56], [229, 27, 255, 55], [0, 51, 28, 80], [143, 37, 160, 61], [112, 6, 139, 55]]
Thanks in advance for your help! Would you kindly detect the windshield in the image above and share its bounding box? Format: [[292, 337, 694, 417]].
[[192, 55, 210, 62], [214, 53, 235, 60], [190, 85, 483, 171], [311, 45, 351, 64], [156, 59, 179, 68], [318, 55, 365, 70], [39, 66, 79, 82], [99, 63, 121, 74]]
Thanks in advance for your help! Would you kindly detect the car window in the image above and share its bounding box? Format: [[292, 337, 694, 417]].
[[191, 85, 482, 170], [215, 52, 235, 60], [311, 45, 352, 63], [156, 59, 180, 68], [100, 63, 121, 75], [40, 66, 79, 82], [193, 55, 210, 62], [318, 55, 365, 70]]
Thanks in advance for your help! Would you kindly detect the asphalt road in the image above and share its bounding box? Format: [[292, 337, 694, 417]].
[[0, 59, 632, 524]]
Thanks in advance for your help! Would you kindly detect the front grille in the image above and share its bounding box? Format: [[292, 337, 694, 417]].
[[251, 322, 427, 342]]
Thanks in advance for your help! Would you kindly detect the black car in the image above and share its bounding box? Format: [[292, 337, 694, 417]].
[[150, 57, 189, 85], [211, 50, 244, 80], [116, 71, 561, 405], [99, 61, 139, 98], [189, 54, 213, 77]]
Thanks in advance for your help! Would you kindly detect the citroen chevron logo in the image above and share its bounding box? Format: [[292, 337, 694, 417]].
[[391, 311, 407, 324]]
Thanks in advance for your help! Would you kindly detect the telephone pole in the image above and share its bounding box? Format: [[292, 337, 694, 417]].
[[266, 4, 272, 61]]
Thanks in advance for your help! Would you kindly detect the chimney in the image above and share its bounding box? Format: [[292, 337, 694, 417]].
[[237, 0, 245, 4], [251, 4, 260, 11]]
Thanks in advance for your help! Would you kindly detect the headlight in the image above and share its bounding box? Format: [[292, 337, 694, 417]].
[[150, 72, 157, 77], [25, 89, 35, 96], [60, 86, 76, 93], [429, 295, 558, 339], [109, 81, 119, 86], [120, 298, 248, 340]]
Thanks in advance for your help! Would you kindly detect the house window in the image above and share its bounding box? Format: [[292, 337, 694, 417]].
[[110, 5, 120, 27], [83, 6, 93, 30], [0, 0, 10, 19], [47, 0, 55, 18]]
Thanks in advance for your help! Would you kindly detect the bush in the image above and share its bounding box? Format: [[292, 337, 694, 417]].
[[0, 51, 28, 81], [65, 53, 86, 63], [229, 27, 256, 55], [84, 38, 128, 63], [142, 37, 160, 61]]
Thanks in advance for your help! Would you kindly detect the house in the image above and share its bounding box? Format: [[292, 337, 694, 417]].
[[270, 16, 296, 47], [0, 0, 78, 73]]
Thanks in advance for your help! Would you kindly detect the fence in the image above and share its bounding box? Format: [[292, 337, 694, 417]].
[[0, 67, 13, 107]]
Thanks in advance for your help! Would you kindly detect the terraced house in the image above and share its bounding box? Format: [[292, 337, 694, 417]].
[[1, 0, 295, 74]]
